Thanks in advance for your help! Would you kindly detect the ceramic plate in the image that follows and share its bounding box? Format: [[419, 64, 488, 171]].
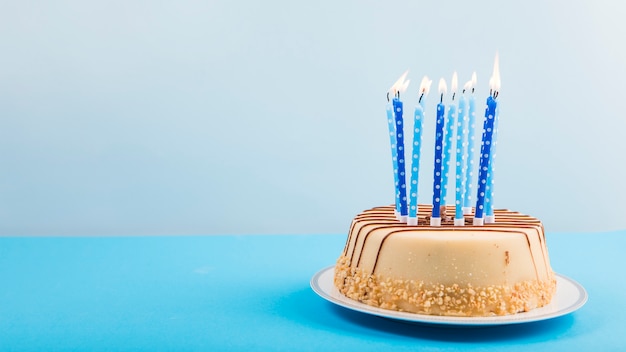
[[311, 266, 587, 326]]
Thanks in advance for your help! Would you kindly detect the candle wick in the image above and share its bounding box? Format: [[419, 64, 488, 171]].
[[440, 93, 443, 103], [387, 92, 390, 102], [472, 87, 475, 94], [452, 92, 456, 101], [396, 91, 400, 100], [462, 89, 466, 94], [419, 93, 424, 104]]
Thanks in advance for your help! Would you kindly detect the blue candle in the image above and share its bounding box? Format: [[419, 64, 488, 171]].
[[431, 78, 447, 226], [484, 104, 500, 223], [393, 97, 408, 220], [454, 81, 468, 225], [474, 55, 500, 225], [386, 71, 409, 217], [485, 60, 501, 224], [408, 104, 424, 225], [389, 73, 411, 222], [463, 72, 478, 215], [408, 76, 432, 226], [386, 103, 400, 216], [440, 72, 457, 212], [474, 97, 497, 224]]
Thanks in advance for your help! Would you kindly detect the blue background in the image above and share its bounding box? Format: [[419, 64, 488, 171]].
[[1, 0, 625, 236]]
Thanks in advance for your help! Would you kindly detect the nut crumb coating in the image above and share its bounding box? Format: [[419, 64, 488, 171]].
[[334, 255, 557, 317]]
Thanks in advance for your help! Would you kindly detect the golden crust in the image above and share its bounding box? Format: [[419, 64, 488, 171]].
[[334, 255, 557, 317]]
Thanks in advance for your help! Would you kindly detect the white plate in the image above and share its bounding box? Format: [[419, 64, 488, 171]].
[[311, 266, 587, 326]]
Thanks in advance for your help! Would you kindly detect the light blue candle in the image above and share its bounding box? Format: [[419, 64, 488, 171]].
[[454, 88, 467, 225], [431, 78, 447, 226], [440, 103, 456, 206], [386, 103, 400, 215], [474, 55, 500, 225], [463, 72, 478, 215], [387, 72, 410, 221], [407, 76, 431, 226], [408, 103, 425, 224]]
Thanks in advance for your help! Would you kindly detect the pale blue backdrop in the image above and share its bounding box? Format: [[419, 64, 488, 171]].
[[0, 0, 624, 235]]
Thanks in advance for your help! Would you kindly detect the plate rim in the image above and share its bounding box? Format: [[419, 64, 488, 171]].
[[310, 265, 587, 326]]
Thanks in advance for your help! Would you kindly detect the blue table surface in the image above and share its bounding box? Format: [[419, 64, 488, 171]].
[[0, 230, 624, 351]]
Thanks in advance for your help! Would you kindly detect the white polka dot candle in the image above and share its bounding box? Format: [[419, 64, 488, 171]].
[[386, 71, 410, 217], [454, 80, 468, 226], [430, 78, 447, 226], [440, 72, 458, 214], [389, 73, 411, 222], [407, 76, 432, 226], [474, 54, 501, 225], [385, 104, 400, 216], [462, 72, 478, 215], [484, 102, 500, 224]]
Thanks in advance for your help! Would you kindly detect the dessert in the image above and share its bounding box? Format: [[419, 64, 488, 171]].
[[334, 204, 557, 316]]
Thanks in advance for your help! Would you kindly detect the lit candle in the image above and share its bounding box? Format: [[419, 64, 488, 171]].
[[462, 72, 478, 215], [407, 76, 432, 226], [391, 73, 411, 222], [431, 78, 447, 226], [387, 71, 409, 218], [485, 62, 501, 223], [440, 72, 458, 216], [454, 78, 468, 226], [484, 102, 500, 223], [474, 54, 500, 225], [385, 104, 400, 216]]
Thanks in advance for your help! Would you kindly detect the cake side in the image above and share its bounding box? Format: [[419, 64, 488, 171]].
[[334, 205, 557, 316]]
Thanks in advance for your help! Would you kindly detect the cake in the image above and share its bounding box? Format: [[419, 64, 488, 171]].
[[334, 204, 557, 317]]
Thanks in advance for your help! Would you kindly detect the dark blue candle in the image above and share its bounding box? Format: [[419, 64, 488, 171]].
[[474, 54, 500, 225], [393, 97, 408, 219], [474, 96, 497, 223], [387, 72, 410, 220], [431, 78, 447, 225], [484, 106, 500, 223]]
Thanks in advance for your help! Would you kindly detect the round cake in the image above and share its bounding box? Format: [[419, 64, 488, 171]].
[[334, 205, 557, 316]]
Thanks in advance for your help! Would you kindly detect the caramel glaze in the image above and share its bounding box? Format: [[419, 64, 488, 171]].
[[343, 205, 550, 281]]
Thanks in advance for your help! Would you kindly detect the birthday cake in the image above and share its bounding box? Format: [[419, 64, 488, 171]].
[[333, 205, 557, 316], [332, 56, 557, 316]]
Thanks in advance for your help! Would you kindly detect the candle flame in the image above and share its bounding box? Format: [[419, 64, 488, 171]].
[[419, 76, 432, 95], [463, 72, 477, 92], [389, 70, 410, 97], [438, 78, 447, 94], [490, 53, 500, 92], [451, 72, 458, 93]]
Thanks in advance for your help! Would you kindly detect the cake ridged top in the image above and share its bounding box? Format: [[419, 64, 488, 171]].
[[342, 204, 550, 284]]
